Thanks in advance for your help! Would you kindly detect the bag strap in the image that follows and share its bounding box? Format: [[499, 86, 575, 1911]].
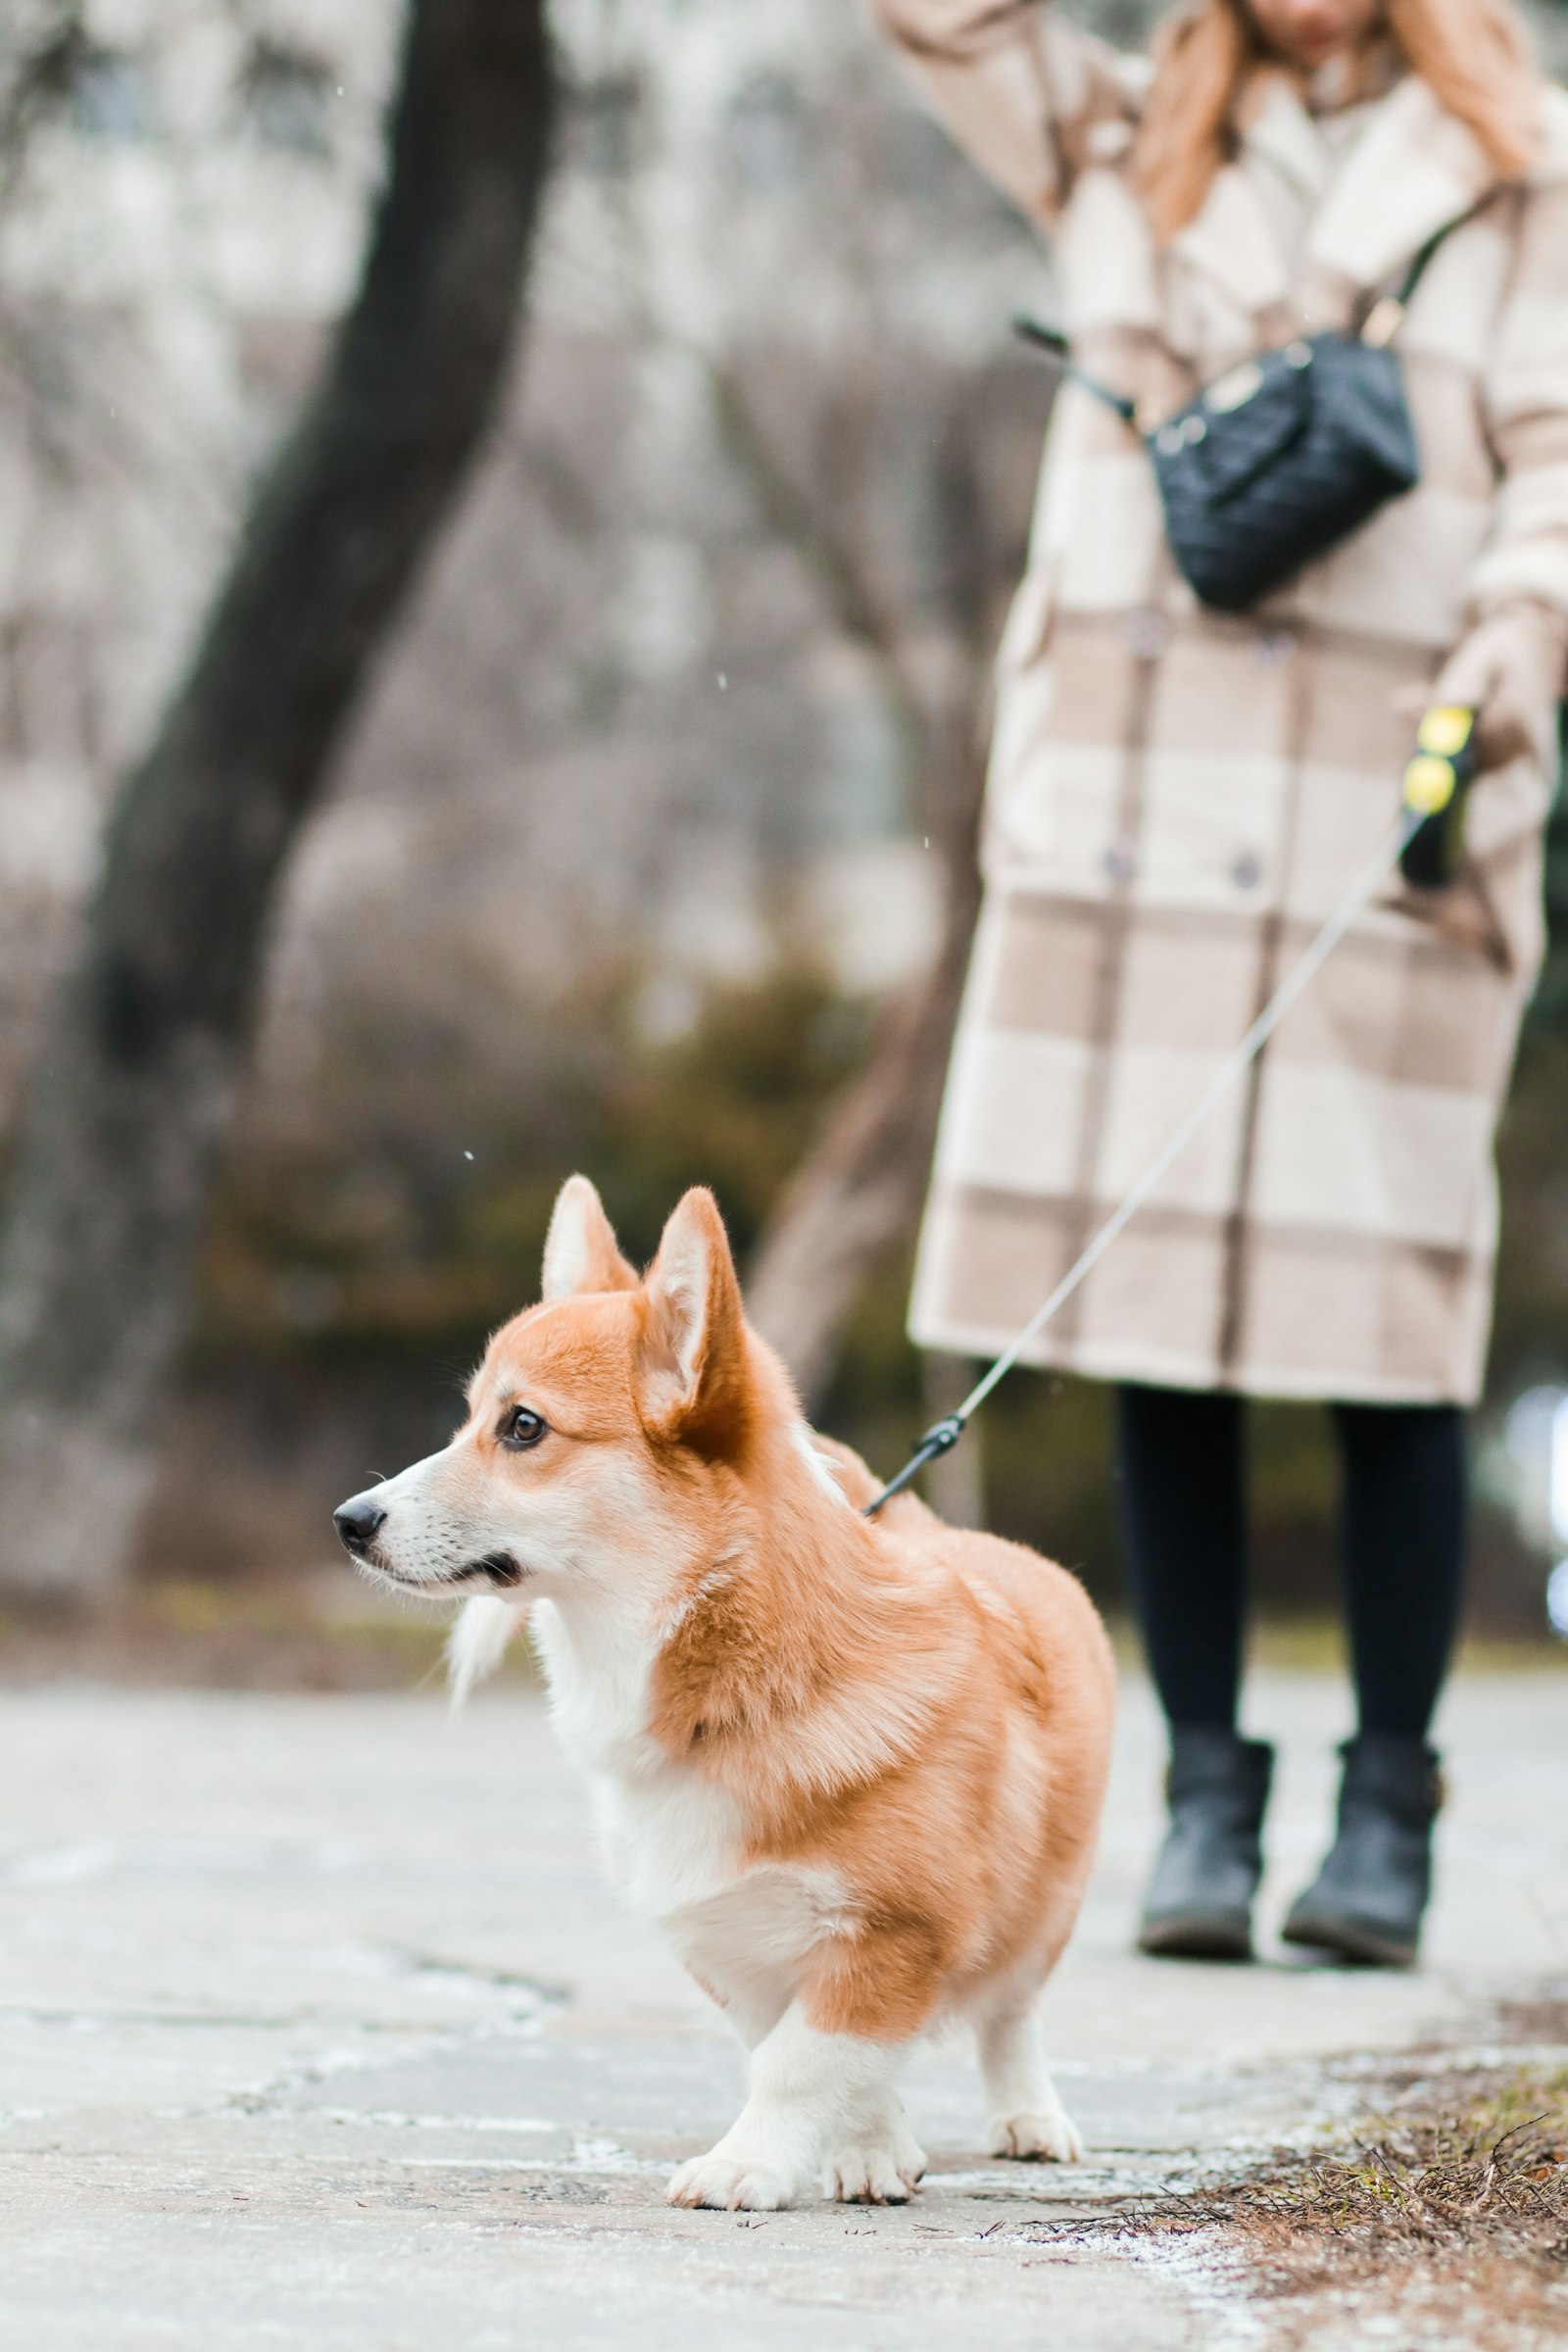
[[1396, 220, 1454, 305], [1021, 190, 1482, 384], [1012, 316, 1138, 422], [1358, 206, 1477, 348]]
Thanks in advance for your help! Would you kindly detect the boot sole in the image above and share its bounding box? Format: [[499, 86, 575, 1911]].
[[1280, 1911, 1416, 1969], [1137, 1910, 1252, 1962]]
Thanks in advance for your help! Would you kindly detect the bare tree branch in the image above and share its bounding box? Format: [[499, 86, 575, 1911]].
[[593, 116, 1014, 1418], [743, 789, 982, 1406], [729, 379, 1002, 1409], [702, 354, 928, 744]]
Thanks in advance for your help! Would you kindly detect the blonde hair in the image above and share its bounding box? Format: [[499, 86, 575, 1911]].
[[1131, 0, 1544, 242]]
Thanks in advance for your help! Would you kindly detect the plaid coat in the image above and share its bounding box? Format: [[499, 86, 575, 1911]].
[[883, 2, 1568, 1402]]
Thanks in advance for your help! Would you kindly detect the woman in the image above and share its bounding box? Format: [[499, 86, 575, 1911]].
[[876, 0, 1568, 1964]]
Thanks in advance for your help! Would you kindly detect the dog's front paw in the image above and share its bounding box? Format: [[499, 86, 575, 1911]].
[[667, 2152, 800, 2211], [987, 2102, 1084, 2164], [825, 2128, 926, 2205]]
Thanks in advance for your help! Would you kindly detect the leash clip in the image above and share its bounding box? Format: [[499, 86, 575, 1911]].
[[863, 1414, 966, 1519]]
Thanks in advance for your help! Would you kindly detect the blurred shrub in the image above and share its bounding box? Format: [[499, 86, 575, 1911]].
[[206, 954, 868, 1351], [167, 934, 1551, 1626]]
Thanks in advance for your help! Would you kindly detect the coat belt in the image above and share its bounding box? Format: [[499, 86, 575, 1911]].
[[1046, 605, 1447, 672]]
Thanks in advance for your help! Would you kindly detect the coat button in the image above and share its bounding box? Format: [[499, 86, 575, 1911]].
[[1232, 851, 1262, 889]]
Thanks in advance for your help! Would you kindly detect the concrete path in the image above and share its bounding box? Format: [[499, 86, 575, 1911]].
[[2, 1666, 1565, 2348]]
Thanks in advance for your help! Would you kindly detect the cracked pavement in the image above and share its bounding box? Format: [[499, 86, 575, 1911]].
[[2, 1664, 1565, 2347]]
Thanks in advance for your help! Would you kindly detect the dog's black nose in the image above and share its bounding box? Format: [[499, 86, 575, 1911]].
[[334, 1496, 387, 1555]]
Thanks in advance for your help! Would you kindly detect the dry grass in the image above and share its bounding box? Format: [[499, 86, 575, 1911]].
[[1130, 2057, 1568, 2345], [1223, 2074, 1568, 2275]]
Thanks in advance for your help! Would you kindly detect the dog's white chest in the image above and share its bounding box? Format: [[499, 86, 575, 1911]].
[[595, 1768, 851, 2042], [594, 1764, 742, 1919], [533, 1596, 853, 2040]]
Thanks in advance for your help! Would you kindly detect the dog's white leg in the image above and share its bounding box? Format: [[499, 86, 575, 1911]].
[[667, 2005, 908, 2211], [823, 2089, 926, 2206], [977, 1997, 1083, 2164]]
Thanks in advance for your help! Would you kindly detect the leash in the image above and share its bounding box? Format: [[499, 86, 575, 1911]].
[[864, 711, 1479, 1518]]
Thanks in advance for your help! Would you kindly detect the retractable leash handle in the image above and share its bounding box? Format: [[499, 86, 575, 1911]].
[[1398, 705, 1478, 888]]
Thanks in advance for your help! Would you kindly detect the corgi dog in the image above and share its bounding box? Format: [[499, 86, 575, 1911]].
[[334, 1176, 1115, 2211]]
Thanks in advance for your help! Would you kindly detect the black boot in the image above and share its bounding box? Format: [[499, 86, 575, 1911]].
[[1282, 1733, 1443, 1968], [1137, 1728, 1273, 1961]]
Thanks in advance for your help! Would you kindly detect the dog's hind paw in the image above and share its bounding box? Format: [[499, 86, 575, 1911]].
[[825, 2128, 926, 2205], [987, 2102, 1084, 2164], [667, 2153, 799, 2211]]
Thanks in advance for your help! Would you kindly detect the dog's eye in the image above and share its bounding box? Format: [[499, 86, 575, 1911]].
[[498, 1404, 547, 1452]]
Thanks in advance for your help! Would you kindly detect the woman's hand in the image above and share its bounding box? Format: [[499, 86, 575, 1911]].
[[1423, 601, 1568, 773]]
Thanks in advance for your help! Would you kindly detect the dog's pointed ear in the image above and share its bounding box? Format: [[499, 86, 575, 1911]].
[[636, 1188, 752, 1455], [541, 1175, 638, 1301]]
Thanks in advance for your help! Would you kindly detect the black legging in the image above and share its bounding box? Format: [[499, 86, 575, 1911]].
[[1114, 1383, 1467, 1740]]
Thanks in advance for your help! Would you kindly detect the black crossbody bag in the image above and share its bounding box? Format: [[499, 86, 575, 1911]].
[[1017, 222, 1459, 613]]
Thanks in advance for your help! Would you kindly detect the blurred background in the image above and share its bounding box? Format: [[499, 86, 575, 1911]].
[[1, 0, 1566, 1683]]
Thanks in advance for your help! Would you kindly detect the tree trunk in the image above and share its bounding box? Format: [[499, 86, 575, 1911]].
[[746, 749, 983, 1411], [0, 0, 556, 1598]]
